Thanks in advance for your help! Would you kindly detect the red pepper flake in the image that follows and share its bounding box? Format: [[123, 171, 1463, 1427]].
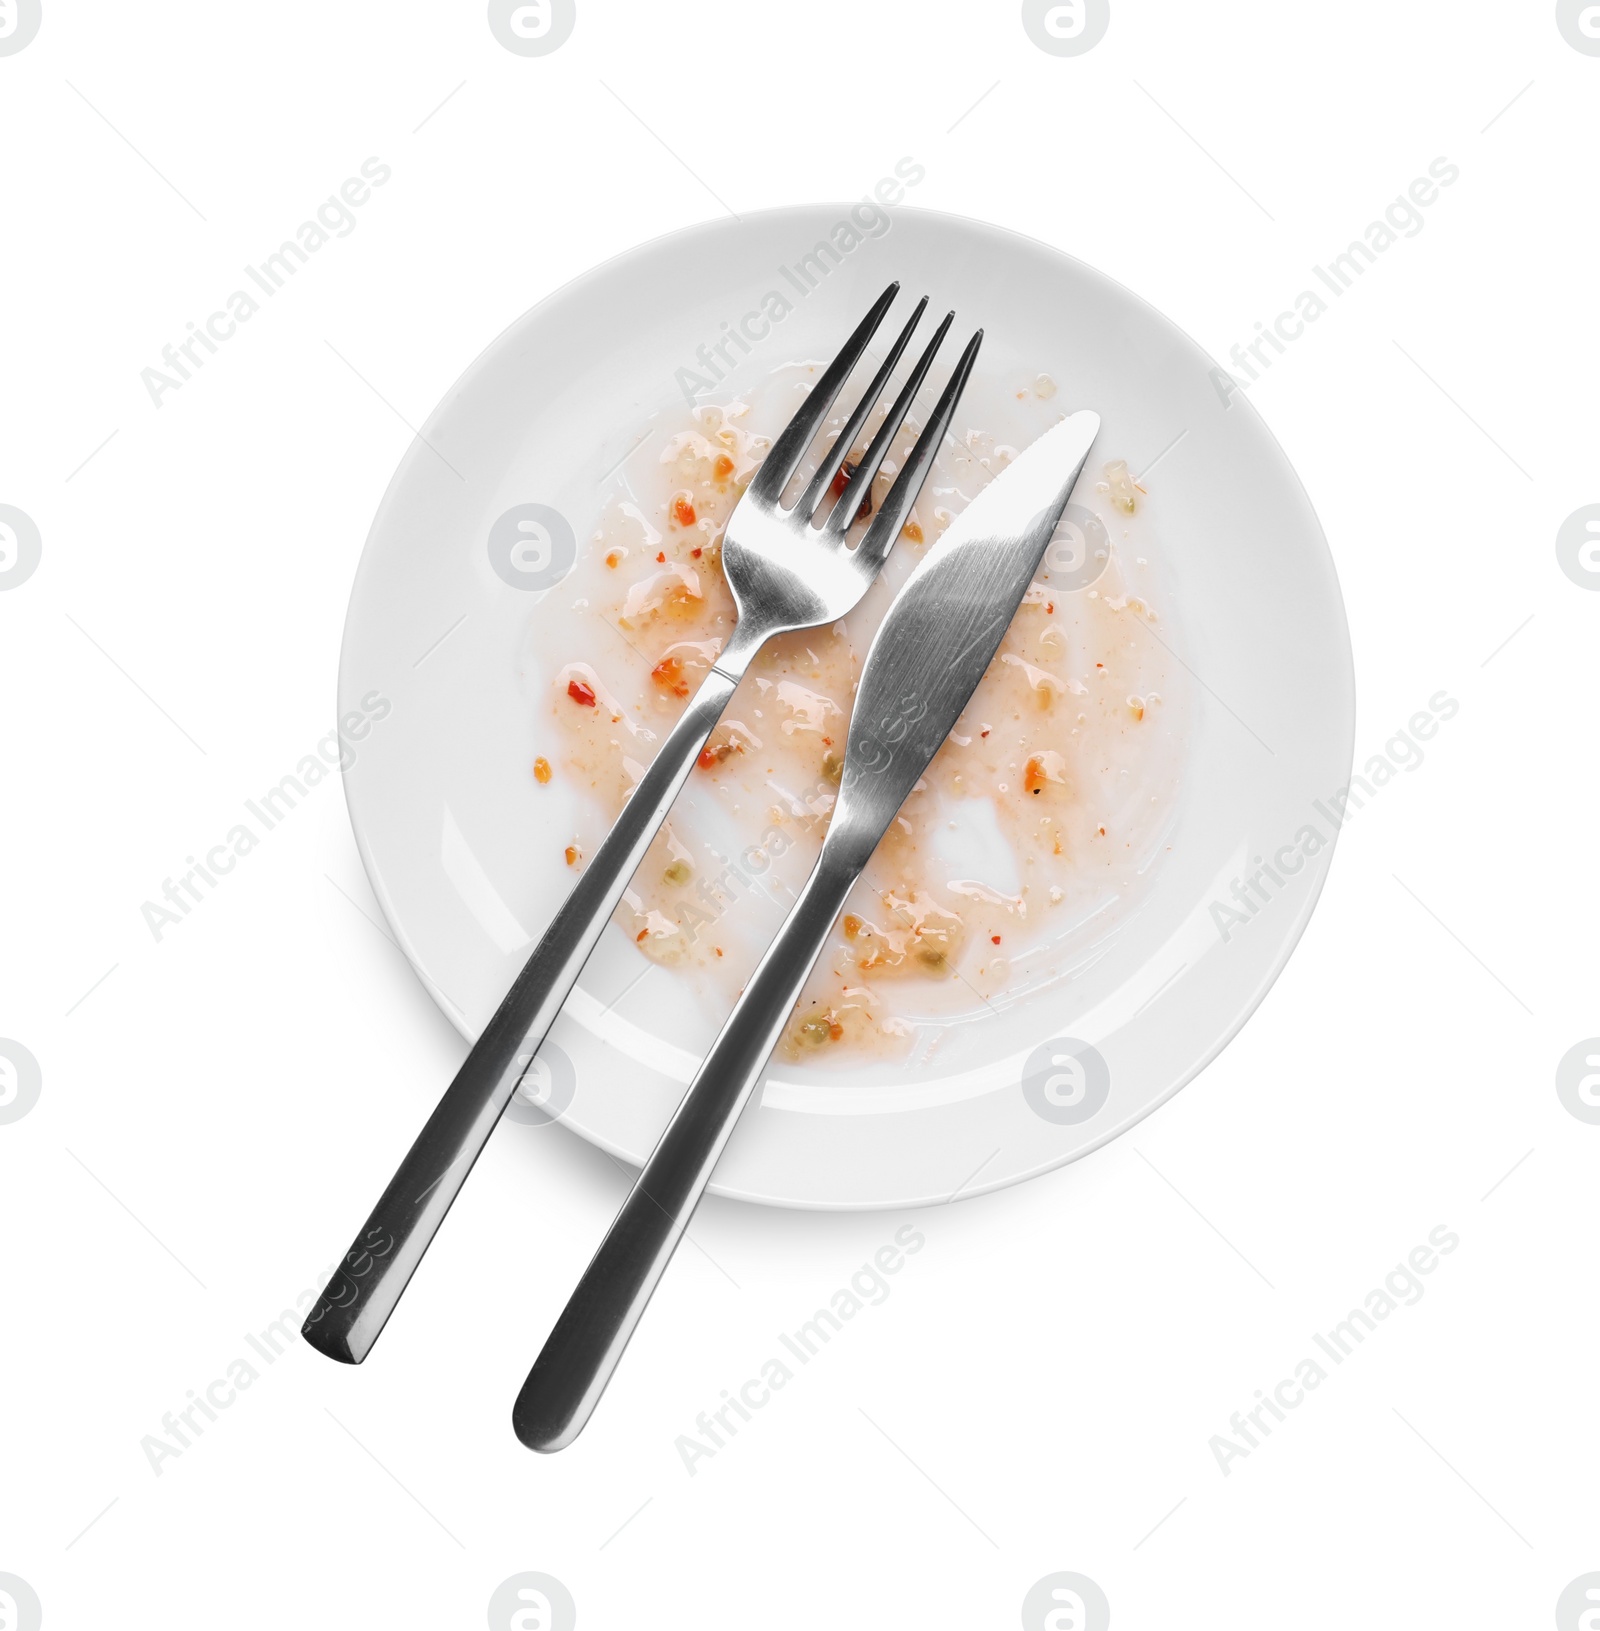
[[533, 755, 552, 785], [651, 655, 690, 699], [697, 736, 740, 771], [829, 460, 872, 523], [713, 453, 735, 482], [1045, 601, 1055, 614], [636, 928, 648, 942], [828, 1020, 844, 1041], [991, 934, 1002, 945], [903, 520, 924, 543], [565, 845, 581, 867], [566, 678, 597, 707], [604, 548, 622, 569], [691, 546, 703, 558], [655, 549, 666, 563], [714, 946, 724, 958], [671, 493, 697, 528]]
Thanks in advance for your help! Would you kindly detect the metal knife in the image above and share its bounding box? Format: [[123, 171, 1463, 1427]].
[[512, 407, 1101, 1451]]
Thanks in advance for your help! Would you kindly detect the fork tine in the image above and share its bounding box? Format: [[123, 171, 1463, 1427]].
[[796, 296, 929, 523], [749, 281, 900, 504], [852, 327, 983, 571], [821, 308, 952, 535]]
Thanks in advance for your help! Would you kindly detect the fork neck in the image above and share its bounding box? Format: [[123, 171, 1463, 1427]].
[[710, 618, 764, 685]]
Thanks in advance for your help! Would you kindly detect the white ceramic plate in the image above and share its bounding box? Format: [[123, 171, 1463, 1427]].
[[338, 204, 1354, 1209]]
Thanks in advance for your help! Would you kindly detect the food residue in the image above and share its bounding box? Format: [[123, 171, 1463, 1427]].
[[529, 364, 1187, 1060]]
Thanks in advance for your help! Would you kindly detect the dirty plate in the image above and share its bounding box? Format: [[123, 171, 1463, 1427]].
[[337, 204, 1355, 1208]]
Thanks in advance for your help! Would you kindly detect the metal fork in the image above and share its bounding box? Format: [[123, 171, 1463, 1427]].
[[303, 282, 982, 1364]]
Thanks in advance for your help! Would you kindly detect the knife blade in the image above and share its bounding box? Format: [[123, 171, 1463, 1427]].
[[834, 408, 1103, 839]]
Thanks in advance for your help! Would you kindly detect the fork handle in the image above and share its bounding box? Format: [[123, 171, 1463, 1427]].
[[303, 659, 746, 1365], [512, 840, 861, 1450]]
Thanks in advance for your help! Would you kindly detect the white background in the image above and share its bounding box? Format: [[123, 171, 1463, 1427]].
[[3, 2, 1596, 1626]]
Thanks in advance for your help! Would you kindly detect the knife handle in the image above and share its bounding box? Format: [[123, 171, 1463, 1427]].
[[301, 661, 744, 1365], [512, 841, 862, 1451]]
